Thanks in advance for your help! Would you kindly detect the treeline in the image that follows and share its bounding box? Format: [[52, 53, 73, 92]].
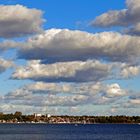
[[52, 115, 140, 124], [0, 112, 48, 123], [0, 112, 140, 123]]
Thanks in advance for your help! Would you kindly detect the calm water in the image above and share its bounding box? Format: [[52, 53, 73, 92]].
[[0, 124, 139, 140]]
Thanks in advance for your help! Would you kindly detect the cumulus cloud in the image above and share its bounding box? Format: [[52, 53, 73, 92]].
[[0, 58, 14, 73], [3, 82, 127, 108], [91, 0, 140, 36], [91, 9, 128, 27], [3, 85, 90, 107], [12, 59, 140, 82], [12, 60, 112, 82], [0, 81, 130, 114], [104, 84, 126, 98], [120, 65, 140, 78], [91, 0, 140, 27], [17, 29, 140, 64], [16, 82, 127, 97], [0, 5, 44, 38], [0, 40, 19, 52]]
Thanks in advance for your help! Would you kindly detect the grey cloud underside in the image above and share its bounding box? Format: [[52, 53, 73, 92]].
[[17, 29, 140, 64], [124, 23, 140, 36], [0, 5, 44, 38]]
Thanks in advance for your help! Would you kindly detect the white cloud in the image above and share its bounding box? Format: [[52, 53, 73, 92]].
[[17, 29, 140, 64], [12, 60, 111, 82], [0, 40, 19, 52], [0, 81, 131, 114], [0, 58, 14, 73], [105, 84, 126, 98], [91, 9, 128, 27], [0, 5, 44, 38], [91, 0, 140, 36], [12, 59, 140, 82], [3, 82, 127, 107], [91, 0, 140, 27], [120, 65, 140, 78]]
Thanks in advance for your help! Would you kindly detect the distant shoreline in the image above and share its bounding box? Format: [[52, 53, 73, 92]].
[[0, 122, 139, 125], [1, 112, 140, 124]]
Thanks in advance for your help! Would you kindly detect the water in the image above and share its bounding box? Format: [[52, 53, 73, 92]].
[[0, 124, 139, 140]]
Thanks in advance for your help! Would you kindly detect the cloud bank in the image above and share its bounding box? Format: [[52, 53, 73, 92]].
[[0, 82, 128, 114]]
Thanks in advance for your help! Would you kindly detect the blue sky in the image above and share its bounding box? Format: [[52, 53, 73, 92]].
[[3, 0, 125, 31], [0, 0, 140, 115]]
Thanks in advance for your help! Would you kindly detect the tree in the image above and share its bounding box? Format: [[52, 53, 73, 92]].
[[14, 111, 22, 121], [14, 111, 22, 116]]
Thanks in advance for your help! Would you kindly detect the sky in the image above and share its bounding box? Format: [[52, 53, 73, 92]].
[[0, 0, 140, 116]]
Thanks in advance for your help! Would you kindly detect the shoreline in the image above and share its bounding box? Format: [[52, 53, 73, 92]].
[[0, 122, 139, 125]]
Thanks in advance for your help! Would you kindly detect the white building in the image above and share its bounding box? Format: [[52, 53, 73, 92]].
[[34, 113, 42, 117], [47, 114, 51, 118]]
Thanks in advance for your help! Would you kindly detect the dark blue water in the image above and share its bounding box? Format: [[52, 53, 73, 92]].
[[0, 124, 139, 140]]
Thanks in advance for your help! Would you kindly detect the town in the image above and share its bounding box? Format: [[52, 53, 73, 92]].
[[0, 112, 140, 124]]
